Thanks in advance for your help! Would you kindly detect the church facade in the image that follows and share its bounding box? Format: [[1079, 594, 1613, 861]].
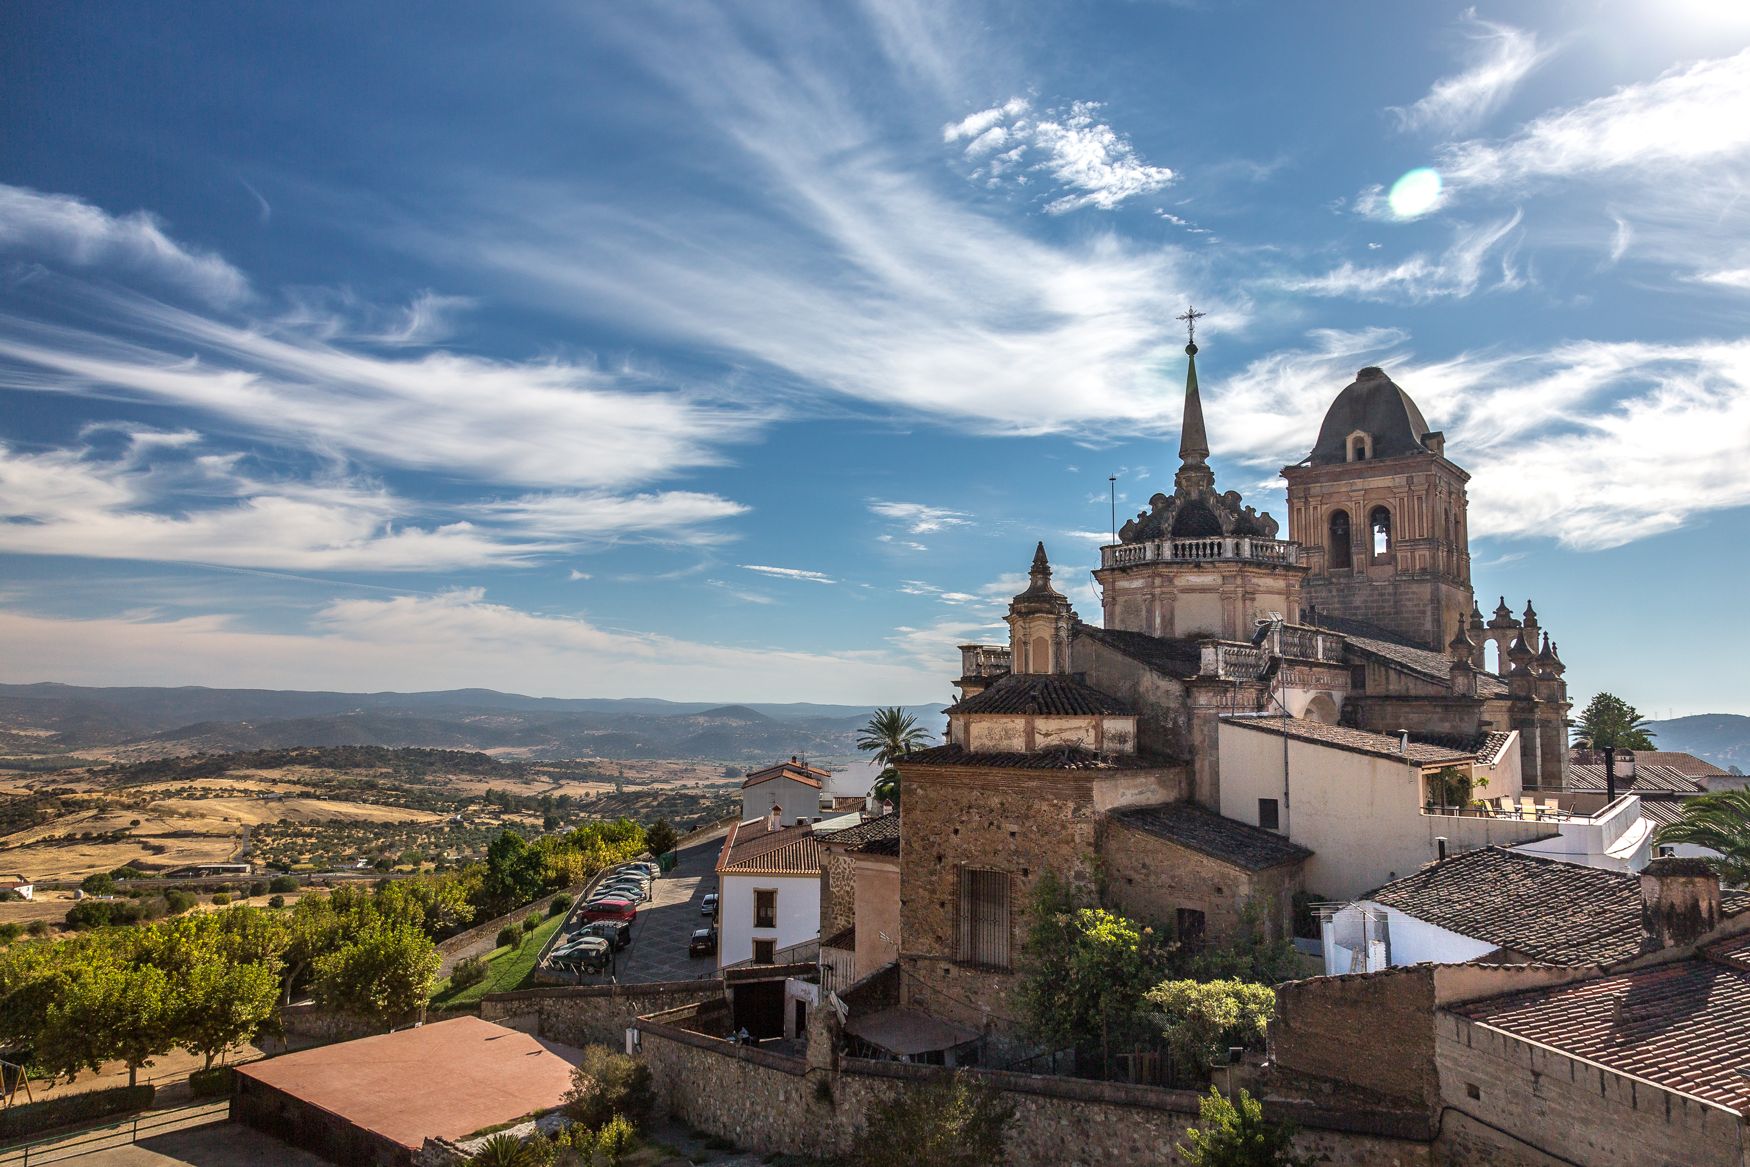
[[889, 335, 1574, 1053]]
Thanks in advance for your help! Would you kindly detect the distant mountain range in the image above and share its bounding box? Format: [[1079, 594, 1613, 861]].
[[0, 683, 945, 763], [1644, 714, 1750, 773]]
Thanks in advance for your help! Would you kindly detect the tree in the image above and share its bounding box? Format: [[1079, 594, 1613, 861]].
[[563, 1044, 654, 1129], [1147, 979, 1277, 1077], [79, 872, 115, 897], [1574, 693, 1657, 752], [174, 954, 280, 1070], [645, 819, 679, 858], [39, 958, 173, 1087], [1177, 1087, 1326, 1167], [484, 831, 548, 914], [1173, 898, 1304, 986], [850, 1069, 1013, 1167], [1016, 874, 1162, 1074], [1656, 789, 1750, 885], [312, 922, 440, 1030], [856, 708, 932, 773]]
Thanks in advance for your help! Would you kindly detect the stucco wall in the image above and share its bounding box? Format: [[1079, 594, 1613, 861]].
[[741, 778, 820, 825], [480, 980, 716, 1049], [852, 853, 899, 981], [719, 871, 819, 968]]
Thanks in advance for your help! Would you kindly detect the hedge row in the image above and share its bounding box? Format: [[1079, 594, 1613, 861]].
[[0, 1084, 155, 1140]]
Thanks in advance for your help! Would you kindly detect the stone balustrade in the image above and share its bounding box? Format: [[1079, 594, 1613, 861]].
[[1102, 535, 1300, 569], [1201, 642, 1266, 680]]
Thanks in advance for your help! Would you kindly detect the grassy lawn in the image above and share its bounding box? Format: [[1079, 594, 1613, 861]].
[[430, 911, 565, 1008]]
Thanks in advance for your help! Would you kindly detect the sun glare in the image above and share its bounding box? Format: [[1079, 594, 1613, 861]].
[[1388, 167, 1443, 219]]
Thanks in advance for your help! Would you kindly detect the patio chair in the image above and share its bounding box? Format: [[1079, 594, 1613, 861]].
[[1497, 795, 1518, 817], [1542, 798, 1560, 819], [1519, 796, 1539, 818]]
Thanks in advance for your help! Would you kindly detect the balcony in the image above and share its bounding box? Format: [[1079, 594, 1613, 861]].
[[1101, 536, 1300, 570]]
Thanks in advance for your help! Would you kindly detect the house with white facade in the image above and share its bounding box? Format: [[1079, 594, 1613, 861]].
[[0, 875, 32, 901], [714, 814, 822, 969], [739, 757, 830, 826], [1320, 846, 1750, 975]]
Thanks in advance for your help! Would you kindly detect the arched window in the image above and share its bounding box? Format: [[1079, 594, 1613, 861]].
[[1328, 510, 1352, 570], [1031, 636, 1050, 673], [1370, 506, 1392, 557], [1347, 431, 1372, 462]]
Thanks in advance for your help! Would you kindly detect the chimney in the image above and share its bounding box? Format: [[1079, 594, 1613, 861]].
[[790, 755, 799, 765], [1398, 730, 1409, 754], [1435, 837, 1448, 861], [767, 805, 782, 833], [1641, 857, 1721, 952]]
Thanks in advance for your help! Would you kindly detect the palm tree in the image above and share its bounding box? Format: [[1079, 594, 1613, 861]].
[[1656, 789, 1750, 886], [856, 707, 932, 770]]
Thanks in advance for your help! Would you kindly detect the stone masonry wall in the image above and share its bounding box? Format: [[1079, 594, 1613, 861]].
[[635, 1019, 1433, 1167], [1100, 816, 1301, 943], [819, 846, 856, 938], [1436, 1011, 1744, 1167], [1272, 966, 1441, 1110], [480, 980, 718, 1049]]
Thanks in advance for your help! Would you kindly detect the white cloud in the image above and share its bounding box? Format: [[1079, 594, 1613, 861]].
[[944, 98, 1174, 213], [0, 589, 940, 704], [1390, 12, 1550, 134], [567, 569, 592, 581], [738, 564, 836, 584], [869, 500, 973, 533], [1265, 213, 1522, 302], [474, 491, 747, 542], [1690, 268, 1750, 290], [0, 185, 249, 304], [1438, 47, 1750, 191]]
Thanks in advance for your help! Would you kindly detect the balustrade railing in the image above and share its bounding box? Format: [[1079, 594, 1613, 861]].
[[1201, 643, 1266, 680], [1102, 536, 1300, 569]]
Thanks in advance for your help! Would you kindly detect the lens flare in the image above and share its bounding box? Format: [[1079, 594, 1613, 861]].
[[1387, 168, 1442, 219]]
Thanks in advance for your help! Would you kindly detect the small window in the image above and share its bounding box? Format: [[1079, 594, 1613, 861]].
[[1176, 908, 1207, 949], [752, 938, 775, 964], [1327, 510, 1352, 570], [754, 889, 777, 929], [1348, 431, 1372, 461], [1465, 1082, 1481, 1101], [1370, 506, 1392, 557], [1258, 798, 1280, 831]]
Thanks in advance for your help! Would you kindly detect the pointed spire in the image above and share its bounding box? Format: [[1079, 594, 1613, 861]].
[[1178, 342, 1210, 468], [1523, 599, 1539, 627], [1549, 641, 1567, 676], [1448, 614, 1476, 660], [1031, 540, 1051, 579]]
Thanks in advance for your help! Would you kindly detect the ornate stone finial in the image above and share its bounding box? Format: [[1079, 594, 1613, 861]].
[[1448, 614, 1476, 660], [1549, 641, 1567, 675], [1488, 596, 1521, 630], [1507, 631, 1535, 676], [1523, 599, 1539, 626], [1031, 540, 1050, 577]]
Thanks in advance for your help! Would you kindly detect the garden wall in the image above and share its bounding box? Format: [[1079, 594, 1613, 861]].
[[479, 979, 721, 1048]]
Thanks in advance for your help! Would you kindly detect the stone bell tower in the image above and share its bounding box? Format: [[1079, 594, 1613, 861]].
[[1007, 542, 1075, 674], [1283, 367, 1474, 652]]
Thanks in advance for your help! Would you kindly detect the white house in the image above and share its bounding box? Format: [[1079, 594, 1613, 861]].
[[714, 814, 822, 969], [739, 758, 830, 826], [0, 875, 32, 901]]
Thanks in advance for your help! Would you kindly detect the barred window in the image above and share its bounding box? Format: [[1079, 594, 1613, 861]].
[[957, 867, 1012, 969]]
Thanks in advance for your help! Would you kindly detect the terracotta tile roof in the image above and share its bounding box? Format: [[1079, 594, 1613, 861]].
[[1476, 731, 1515, 766], [1568, 764, 1706, 796], [946, 672, 1135, 717], [1222, 715, 1474, 766], [1308, 612, 1507, 697], [817, 812, 900, 852], [1367, 848, 1750, 966], [1074, 626, 1203, 679], [741, 760, 828, 790], [717, 820, 821, 876], [1454, 955, 1750, 1112], [901, 743, 1165, 770], [1572, 749, 1729, 777], [1114, 803, 1311, 871]]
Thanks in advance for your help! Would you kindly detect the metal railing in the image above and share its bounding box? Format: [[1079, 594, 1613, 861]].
[[0, 1100, 228, 1167]]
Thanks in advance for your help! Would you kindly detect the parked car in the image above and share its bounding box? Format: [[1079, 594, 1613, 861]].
[[700, 892, 719, 916], [550, 935, 612, 974], [595, 883, 647, 903], [582, 899, 636, 922], [581, 919, 631, 950], [627, 862, 661, 879], [688, 926, 718, 957]]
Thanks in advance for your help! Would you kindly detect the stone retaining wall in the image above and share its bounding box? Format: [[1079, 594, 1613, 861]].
[[435, 885, 580, 974], [633, 1016, 1434, 1167], [480, 979, 722, 1048]]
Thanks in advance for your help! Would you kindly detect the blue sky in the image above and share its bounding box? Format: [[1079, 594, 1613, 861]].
[[2, 1, 1749, 714]]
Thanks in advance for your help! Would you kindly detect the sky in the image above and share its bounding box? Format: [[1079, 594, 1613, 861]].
[[2, 1, 1749, 715]]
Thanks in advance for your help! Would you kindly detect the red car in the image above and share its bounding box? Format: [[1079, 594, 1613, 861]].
[[581, 898, 636, 922]]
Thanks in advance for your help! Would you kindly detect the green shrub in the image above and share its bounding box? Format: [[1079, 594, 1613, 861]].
[[548, 893, 572, 917], [1147, 979, 1277, 1077], [0, 1085, 154, 1139], [592, 1114, 635, 1165], [1177, 1087, 1326, 1167], [563, 1045, 653, 1130], [110, 865, 147, 880], [268, 894, 286, 909], [188, 1066, 234, 1098], [25, 920, 47, 938], [521, 914, 540, 933], [0, 923, 21, 944], [80, 872, 116, 896], [450, 955, 489, 990], [496, 925, 522, 950], [466, 1132, 548, 1167], [248, 881, 268, 898], [210, 892, 231, 906], [268, 875, 299, 893], [850, 1070, 1012, 1167], [165, 889, 197, 914]]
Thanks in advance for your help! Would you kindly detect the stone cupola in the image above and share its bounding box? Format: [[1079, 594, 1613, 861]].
[[1007, 542, 1075, 674]]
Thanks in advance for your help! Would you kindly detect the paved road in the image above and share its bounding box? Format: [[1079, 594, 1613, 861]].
[[594, 828, 725, 984], [0, 1106, 326, 1167]]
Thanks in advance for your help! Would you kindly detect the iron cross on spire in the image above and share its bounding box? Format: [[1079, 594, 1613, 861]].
[[1175, 304, 1206, 347]]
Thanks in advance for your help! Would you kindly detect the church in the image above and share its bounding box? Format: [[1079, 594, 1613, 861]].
[[879, 326, 1577, 1057]]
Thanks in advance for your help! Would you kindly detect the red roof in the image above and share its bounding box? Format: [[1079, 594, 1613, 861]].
[[717, 819, 821, 876], [236, 1017, 582, 1149], [741, 760, 827, 790]]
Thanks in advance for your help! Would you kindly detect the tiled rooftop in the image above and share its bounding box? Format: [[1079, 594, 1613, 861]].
[[1221, 714, 1475, 766], [1306, 611, 1508, 698], [1568, 763, 1707, 796], [947, 672, 1135, 717], [741, 760, 829, 790], [716, 820, 822, 876], [1113, 802, 1311, 871], [817, 812, 900, 852], [1455, 952, 1750, 1112], [1572, 749, 1729, 777], [1367, 847, 1749, 966], [1073, 626, 1204, 679]]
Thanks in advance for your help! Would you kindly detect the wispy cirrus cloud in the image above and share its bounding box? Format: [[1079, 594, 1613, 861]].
[[1263, 212, 1523, 302], [869, 500, 973, 533], [739, 564, 836, 584], [0, 185, 249, 305], [944, 98, 1175, 212], [474, 491, 747, 543], [1390, 12, 1551, 135]]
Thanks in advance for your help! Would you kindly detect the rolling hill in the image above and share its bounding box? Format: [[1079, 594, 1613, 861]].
[[1644, 714, 1750, 773]]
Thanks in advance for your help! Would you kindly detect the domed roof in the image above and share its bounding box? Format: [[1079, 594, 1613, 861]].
[[1307, 367, 1435, 465]]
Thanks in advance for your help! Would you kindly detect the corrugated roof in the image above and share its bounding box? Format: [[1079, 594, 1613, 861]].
[[1222, 715, 1474, 765], [1568, 763, 1707, 796], [717, 820, 822, 876], [1114, 803, 1311, 871], [901, 743, 1163, 770], [1455, 953, 1750, 1113], [1368, 847, 1748, 966], [1572, 749, 1729, 777], [946, 672, 1135, 717], [1074, 626, 1203, 679]]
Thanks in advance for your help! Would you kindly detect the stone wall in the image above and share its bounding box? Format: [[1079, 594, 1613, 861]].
[[818, 845, 856, 938], [1272, 966, 1441, 1110], [435, 885, 579, 974], [1100, 814, 1301, 943], [634, 1017, 1434, 1167], [1436, 1011, 1745, 1167], [480, 980, 720, 1049]]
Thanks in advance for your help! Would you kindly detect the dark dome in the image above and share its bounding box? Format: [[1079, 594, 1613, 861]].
[[1307, 367, 1435, 465], [1169, 500, 1223, 537]]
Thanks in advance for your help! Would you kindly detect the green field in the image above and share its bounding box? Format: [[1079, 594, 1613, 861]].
[[431, 912, 566, 1008]]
